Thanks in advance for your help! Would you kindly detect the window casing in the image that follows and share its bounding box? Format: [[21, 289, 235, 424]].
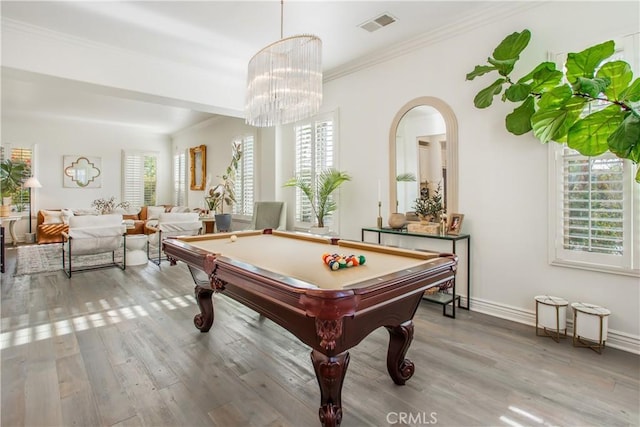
[[233, 135, 255, 216], [122, 151, 158, 207], [293, 113, 336, 228], [549, 34, 639, 276]]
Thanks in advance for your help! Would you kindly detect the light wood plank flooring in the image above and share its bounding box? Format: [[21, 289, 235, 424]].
[[2, 246, 638, 426]]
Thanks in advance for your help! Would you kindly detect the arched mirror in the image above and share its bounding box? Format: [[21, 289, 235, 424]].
[[389, 96, 458, 218]]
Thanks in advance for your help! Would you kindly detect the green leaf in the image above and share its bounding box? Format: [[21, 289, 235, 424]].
[[566, 40, 615, 83], [506, 96, 535, 135], [529, 67, 564, 93], [473, 78, 506, 108], [505, 83, 531, 102], [537, 85, 573, 110], [620, 78, 640, 102], [596, 61, 632, 100], [531, 97, 585, 143], [493, 29, 531, 60], [567, 105, 624, 156], [488, 57, 517, 76], [572, 77, 611, 98], [466, 64, 497, 81], [517, 62, 556, 84], [636, 165, 640, 184], [608, 113, 640, 162]]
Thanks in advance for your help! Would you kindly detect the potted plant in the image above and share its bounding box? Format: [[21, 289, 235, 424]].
[[205, 141, 242, 232], [413, 182, 443, 223], [283, 168, 351, 234], [0, 159, 28, 216]]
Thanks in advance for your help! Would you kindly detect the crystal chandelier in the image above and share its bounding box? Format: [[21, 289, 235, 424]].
[[245, 1, 322, 127]]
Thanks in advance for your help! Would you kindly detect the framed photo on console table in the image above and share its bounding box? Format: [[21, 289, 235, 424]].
[[447, 213, 464, 235]]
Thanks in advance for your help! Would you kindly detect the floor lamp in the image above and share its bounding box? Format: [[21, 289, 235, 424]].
[[23, 176, 42, 234]]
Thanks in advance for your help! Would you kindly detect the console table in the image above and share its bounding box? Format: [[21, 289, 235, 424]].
[[362, 227, 470, 317]]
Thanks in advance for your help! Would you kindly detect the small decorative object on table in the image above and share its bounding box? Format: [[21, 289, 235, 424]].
[[322, 252, 366, 271], [411, 182, 443, 234], [447, 213, 464, 235]]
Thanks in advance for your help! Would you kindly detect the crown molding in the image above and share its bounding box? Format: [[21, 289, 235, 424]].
[[324, 2, 545, 82]]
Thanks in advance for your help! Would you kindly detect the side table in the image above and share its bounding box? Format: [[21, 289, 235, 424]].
[[571, 302, 610, 353], [535, 295, 568, 342], [125, 234, 148, 266], [200, 217, 216, 234]]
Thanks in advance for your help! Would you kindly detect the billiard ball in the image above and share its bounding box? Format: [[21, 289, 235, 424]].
[[230, 234, 237, 242]]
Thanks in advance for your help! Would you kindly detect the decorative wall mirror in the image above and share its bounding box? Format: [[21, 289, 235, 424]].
[[190, 145, 207, 191], [389, 96, 458, 216], [63, 155, 102, 188]]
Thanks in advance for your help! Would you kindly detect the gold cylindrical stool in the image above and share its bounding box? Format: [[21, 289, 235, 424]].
[[535, 295, 568, 342], [571, 302, 610, 354]]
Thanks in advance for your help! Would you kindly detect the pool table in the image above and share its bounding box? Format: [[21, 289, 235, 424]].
[[163, 229, 457, 427]]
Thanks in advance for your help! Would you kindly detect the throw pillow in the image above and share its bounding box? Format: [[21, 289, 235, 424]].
[[42, 210, 63, 224], [61, 208, 75, 225], [147, 206, 166, 220]]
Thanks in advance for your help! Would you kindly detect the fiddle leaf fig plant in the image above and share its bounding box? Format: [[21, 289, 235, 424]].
[[466, 29, 640, 182]]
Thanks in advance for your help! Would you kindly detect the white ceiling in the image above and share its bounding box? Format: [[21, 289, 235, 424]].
[[1, 1, 510, 134]]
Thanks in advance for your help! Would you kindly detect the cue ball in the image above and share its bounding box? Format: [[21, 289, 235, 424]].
[[230, 235, 237, 242]]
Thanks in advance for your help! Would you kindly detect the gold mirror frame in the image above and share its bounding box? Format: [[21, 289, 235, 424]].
[[190, 145, 207, 191], [389, 96, 459, 216]]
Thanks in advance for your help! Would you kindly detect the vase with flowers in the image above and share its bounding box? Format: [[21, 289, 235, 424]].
[[91, 196, 130, 215], [204, 141, 242, 232]]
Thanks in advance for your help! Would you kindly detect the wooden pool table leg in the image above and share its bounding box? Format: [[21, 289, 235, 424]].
[[311, 349, 350, 427], [193, 285, 214, 332], [385, 320, 415, 385]]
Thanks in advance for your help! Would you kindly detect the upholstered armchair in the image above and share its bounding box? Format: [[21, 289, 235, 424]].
[[147, 212, 202, 265], [61, 214, 127, 278], [249, 201, 286, 231]]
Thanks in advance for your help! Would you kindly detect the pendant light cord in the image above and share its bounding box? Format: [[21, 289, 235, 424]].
[[280, 0, 284, 39]]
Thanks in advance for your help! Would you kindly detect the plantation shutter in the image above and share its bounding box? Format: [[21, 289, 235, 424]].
[[293, 115, 335, 225], [173, 152, 186, 206], [295, 124, 314, 223], [561, 150, 624, 255], [122, 151, 157, 207], [233, 136, 255, 215]]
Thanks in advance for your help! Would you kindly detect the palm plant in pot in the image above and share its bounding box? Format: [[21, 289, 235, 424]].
[[1, 159, 28, 216], [284, 168, 351, 234], [205, 141, 242, 232]]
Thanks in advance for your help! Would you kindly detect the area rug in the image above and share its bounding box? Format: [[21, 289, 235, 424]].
[[15, 244, 124, 276]]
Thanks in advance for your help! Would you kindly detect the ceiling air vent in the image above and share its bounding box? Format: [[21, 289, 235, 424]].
[[359, 13, 396, 33]]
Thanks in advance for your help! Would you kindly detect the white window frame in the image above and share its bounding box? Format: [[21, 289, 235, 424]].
[[292, 110, 339, 231], [548, 33, 639, 276], [232, 135, 255, 217]]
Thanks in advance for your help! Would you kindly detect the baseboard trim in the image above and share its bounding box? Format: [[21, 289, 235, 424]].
[[468, 297, 640, 355]]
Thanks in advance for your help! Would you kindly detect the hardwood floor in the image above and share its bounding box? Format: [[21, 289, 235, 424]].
[[1, 246, 638, 427]]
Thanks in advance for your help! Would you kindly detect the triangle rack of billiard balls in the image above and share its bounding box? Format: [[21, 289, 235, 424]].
[[322, 253, 366, 271]]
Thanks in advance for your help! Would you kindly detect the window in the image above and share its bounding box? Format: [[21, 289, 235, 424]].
[[293, 113, 335, 226], [549, 34, 639, 275], [232, 135, 254, 216], [122, 151, 158, 207], [0, 144, 33, 214], [173, 151, 186, 206]]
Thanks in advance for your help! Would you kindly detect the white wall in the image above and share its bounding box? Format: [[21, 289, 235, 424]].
[[321, 1, 639, 350], [2, 115, 172, 238]]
